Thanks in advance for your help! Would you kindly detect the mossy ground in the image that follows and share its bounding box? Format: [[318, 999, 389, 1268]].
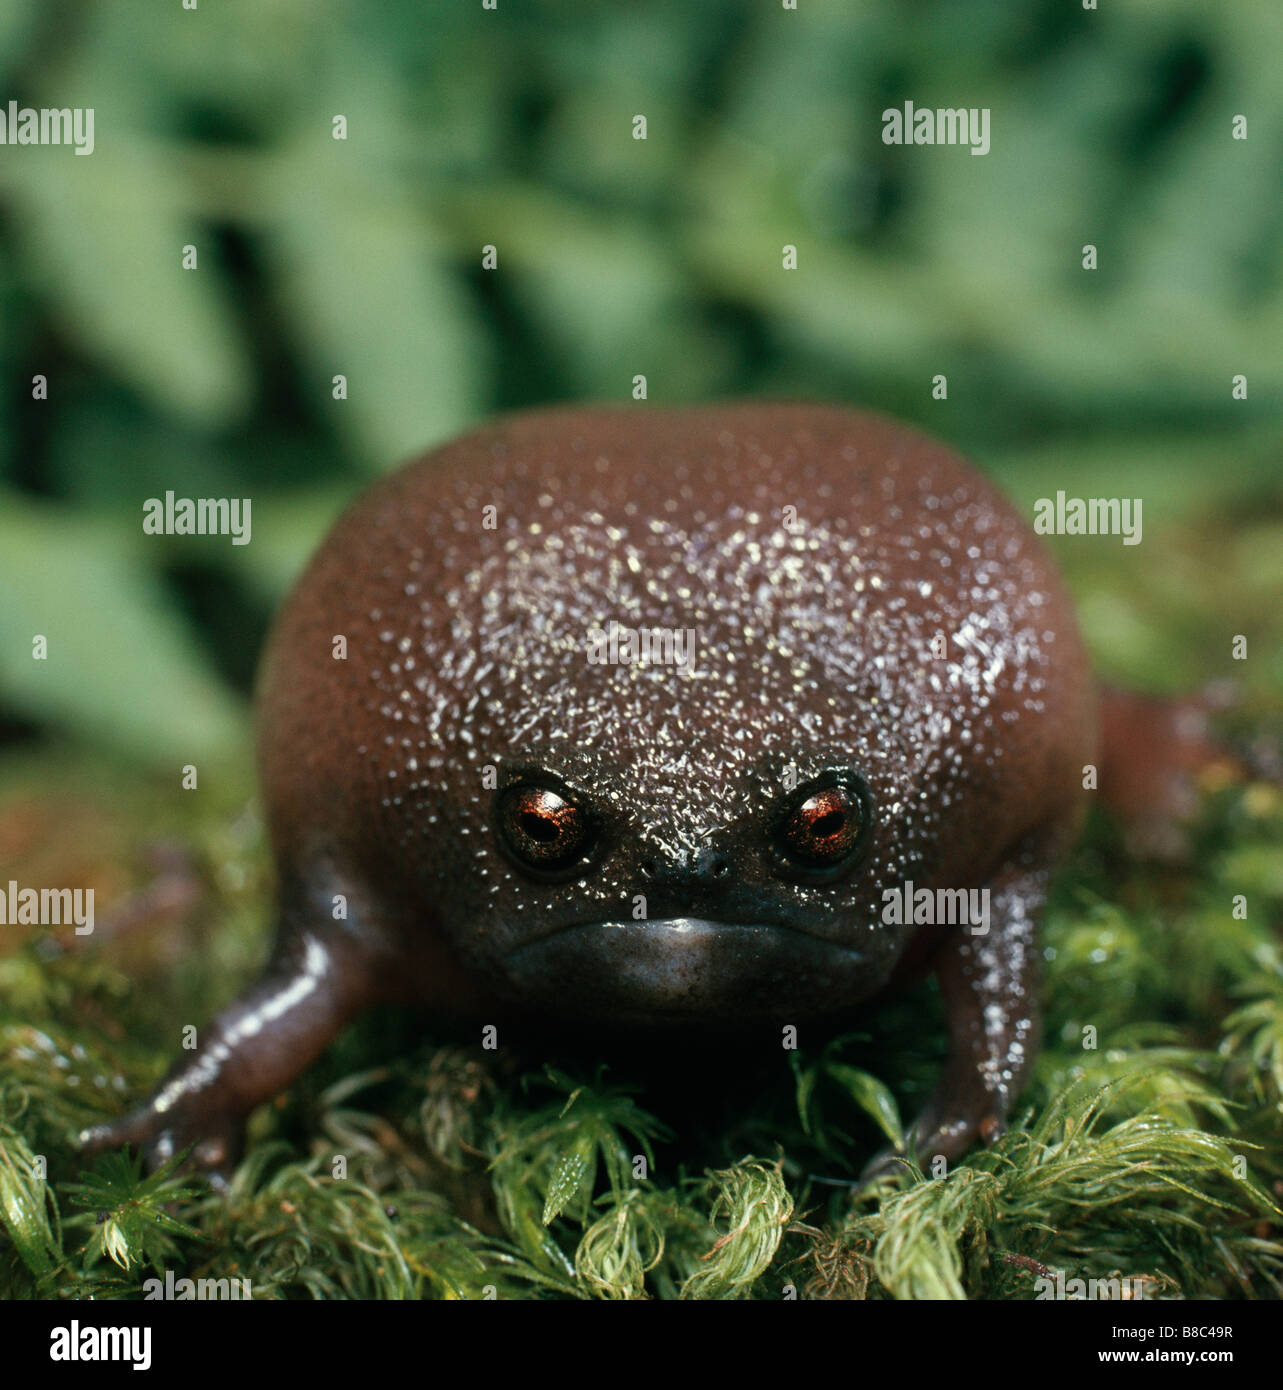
[[1, 744, 1281, 1300]]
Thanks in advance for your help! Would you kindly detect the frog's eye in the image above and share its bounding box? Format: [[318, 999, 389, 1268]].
[[496, 783, 598, 876], [772, 773, 870, 878]]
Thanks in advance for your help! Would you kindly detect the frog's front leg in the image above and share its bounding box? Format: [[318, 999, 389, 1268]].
[[864, 831, 1065, 1181], [78, 924, 383, 1185]]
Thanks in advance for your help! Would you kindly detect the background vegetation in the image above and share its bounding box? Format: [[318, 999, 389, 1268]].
[[0, 0, 1280, 1298]]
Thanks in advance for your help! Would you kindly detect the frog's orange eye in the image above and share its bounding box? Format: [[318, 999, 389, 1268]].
[[497, 783, 597, 875], [774, 774, 869, 876]]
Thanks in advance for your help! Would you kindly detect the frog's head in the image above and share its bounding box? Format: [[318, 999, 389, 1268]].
[[382, 498, 979, 1027], [420, 652, 948, 1025], [324, 401, 1062, 1025]]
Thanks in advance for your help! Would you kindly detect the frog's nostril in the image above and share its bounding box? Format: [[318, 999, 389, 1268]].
[[639, 848, 727, 883], [695, 847, 730, 882]]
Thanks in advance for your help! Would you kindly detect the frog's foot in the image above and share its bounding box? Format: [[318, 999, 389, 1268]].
[[78, 1097, 243, 1192], [857, 1091, 1005, 1188], [802, 1084, 1008, 1193], [75, 927, 377, 1192]]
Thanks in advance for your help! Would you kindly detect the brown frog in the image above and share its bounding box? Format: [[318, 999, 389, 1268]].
[[80, 403, 1227, 1181]]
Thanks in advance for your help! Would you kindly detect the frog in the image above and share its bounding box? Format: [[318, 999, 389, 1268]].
[[80, 403, 1229, 1182]]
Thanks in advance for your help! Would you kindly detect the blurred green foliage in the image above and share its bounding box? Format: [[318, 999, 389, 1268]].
[[0, 0, 1280, 761]]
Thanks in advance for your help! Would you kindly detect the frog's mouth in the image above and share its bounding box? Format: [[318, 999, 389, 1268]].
[[504, 916, 875, 1022]]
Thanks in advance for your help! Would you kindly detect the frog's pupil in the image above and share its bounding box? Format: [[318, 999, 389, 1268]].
[[775, 778, 868, 874], [810, 808, 844, 837], [521, 809, 561, 843]]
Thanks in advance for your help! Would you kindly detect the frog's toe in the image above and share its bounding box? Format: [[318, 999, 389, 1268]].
[[855, 1146, 914, 1189], [78, 1107, 158, 1158], [857, 1099, 1008, 1189], [78, 1102, 241, 1190]]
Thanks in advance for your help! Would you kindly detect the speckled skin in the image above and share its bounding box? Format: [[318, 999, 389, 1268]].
[[84, 403, 1100, 1178]]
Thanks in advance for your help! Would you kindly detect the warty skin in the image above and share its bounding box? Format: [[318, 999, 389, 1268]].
[[84, 403, 1102, 1178]]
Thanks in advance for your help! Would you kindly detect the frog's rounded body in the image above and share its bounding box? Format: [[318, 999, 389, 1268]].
[[87, 404, 1105, 1175]]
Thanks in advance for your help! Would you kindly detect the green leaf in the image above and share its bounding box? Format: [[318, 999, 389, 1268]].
[[825, 1063, 904, 1148], [0, 489, 247, 765], [63, 1149, 202, 1274], [0, 1123, 62, 1279], [541, 1150, 590, 1227], [267, 144, 486, 468], [5, 144, 251, 430]]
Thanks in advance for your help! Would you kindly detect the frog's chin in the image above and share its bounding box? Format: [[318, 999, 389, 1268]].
[[502, 916, 879, 1023]]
